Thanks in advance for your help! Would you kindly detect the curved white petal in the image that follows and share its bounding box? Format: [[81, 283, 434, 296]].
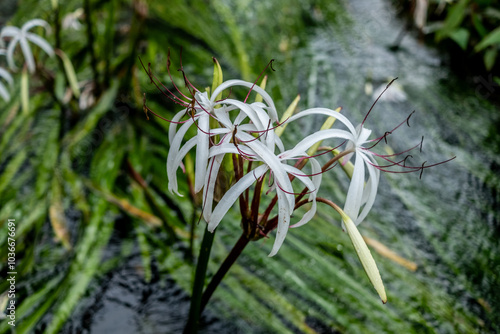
[[355, 153, 380, 225], [287, 107, 357, 135], [280, 129, 354, 160], [218, 99, 266, 131], [268, 189, 291, 257], [0, 67, 14, 86], [19, 36, 35, 73], [202, 155, 223, 222], [210, 79, 278, 122], [238, 132, 295, 212], [343, 152, 365, 223], [22, 19, 51, 33], [283, 164, 318, 229], [168, 108, 189, 144], [194, 113, 210, 192], [167, 136, 197, 195], [6, 36, 19, 70], [0, 26, 20, 38], [208, 164, 269, 232], [25, 32, 54, 57], [0, 82, 10, 101]]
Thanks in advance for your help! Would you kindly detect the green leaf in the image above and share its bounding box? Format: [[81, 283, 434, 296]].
[[55, 49, 81, 98], [475, 26, 500, 52], [483, 48, 498, 71], [449, 28, 470, 50], [471, 13, 488, 38], [211, 57, 223, 101], [435, 0, 470, 42]]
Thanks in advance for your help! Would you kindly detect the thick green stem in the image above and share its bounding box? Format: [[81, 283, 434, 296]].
[[200, 233, 249, 313], [183, 226, 216, 334]]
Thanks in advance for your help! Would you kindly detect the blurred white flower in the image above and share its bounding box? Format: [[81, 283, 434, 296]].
[[167, 79, 281, 196], [0, 19, 54, 73], [0, 66, 14, 102], [279, 108, 380, 226], [62, 8, 84, 31]]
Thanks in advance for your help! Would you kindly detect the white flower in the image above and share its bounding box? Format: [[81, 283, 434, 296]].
[[0, 19, 54, 73], [280, 108, 380, 226], [62, 8, 84, 31], [0, 66, 14, 102], [206, 131, 321, 256], [167, 79, 282, 197]]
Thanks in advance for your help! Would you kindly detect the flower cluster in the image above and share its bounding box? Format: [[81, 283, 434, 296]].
[[143, 56, 454, 302], [0, 19, 54, 102]]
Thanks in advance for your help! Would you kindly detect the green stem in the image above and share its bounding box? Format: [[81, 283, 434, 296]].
[[199, 232, 249, 314], [183, 225, 216, 334], [83, 0, 99, 91]]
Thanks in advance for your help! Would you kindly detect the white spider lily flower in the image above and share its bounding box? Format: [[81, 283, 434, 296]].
[[167, 82, 283, 196], [206, 131, 321, 256], [167, 91, 214, 195], [0, 19, 54, 73], [0, 67, 14, 102], [62, 8, 84, 31], [281, 108, 380, 226]]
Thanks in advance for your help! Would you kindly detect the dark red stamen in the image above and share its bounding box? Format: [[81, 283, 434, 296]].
[[362, 77, 398, 126]]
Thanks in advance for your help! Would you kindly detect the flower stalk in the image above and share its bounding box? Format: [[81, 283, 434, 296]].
[[183, 225, 216, 334]]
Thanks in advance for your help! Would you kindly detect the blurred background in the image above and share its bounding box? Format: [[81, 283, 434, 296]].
[[0, 0, 499, 333]]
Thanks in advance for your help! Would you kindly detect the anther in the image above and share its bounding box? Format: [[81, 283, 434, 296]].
[[419, 161, 427, 179], [383, 131, 392, 144], [403, 155, 412, 167], [406, 110, 415, 127]]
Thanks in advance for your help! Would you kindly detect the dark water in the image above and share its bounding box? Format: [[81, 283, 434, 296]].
[[63, 0, 500, 333]]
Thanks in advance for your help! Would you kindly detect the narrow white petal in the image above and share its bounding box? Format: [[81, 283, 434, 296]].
[[291, 199, 316, 228], [0, 68, 14, 86], [344, 152, 365, 223], [208, 165, 268, 232], [26, 32, 54, 57], [0, 82, 10, 101], [287, 107, 357, 135], [220, 99, 265, 130], [0, 27, 20, 38], [211, 79, 278, 122], [166, 119, 196, 190], [238, 132, 295, 211], [202, 155, 223, 222], [208, 143, 242, 157], [194, 113, 210, 192], [22, 19, 51, 33], [268, 189, 291, 257], [285, 161, 320, 228], [6, 37, 19, 70], [280, 129, 354, 160], [19, 37, 35, 73], [355, 154, 380, 225], [167, 137, 196, 195], [310, 158, 323, 196], [169, 108, 189, 144]]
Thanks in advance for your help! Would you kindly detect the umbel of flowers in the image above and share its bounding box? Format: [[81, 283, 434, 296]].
[[142, 55, 454, 331], [0, 19, 54, 103]]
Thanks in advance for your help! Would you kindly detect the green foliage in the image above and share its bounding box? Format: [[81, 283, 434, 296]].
[[428, 0, 500, 72], [0, 0, 496, 333]]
